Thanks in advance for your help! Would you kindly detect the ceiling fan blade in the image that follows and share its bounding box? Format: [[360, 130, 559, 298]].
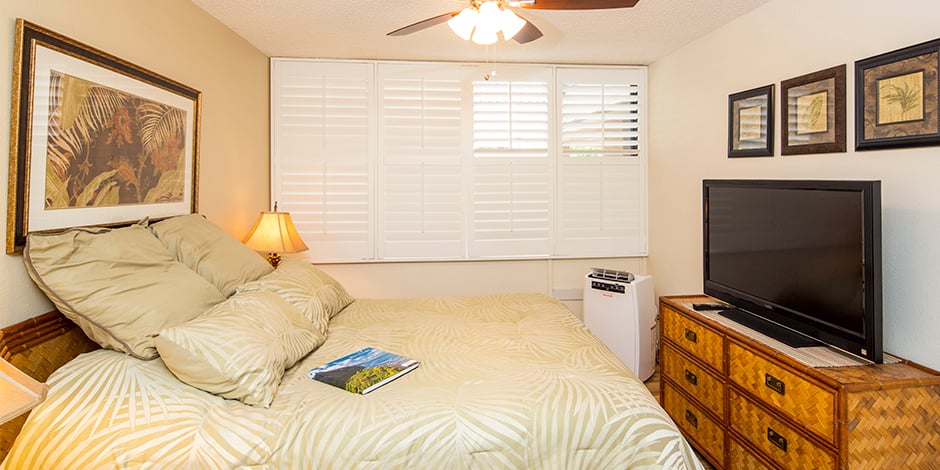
[[513, 20, 544, 44], [387, 11, 458, 36], [513, 0, 639, 10]]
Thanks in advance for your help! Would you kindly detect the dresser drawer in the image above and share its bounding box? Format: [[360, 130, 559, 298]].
[[661, 306, 724, 372], [729, 389, 836, 469], [663, 382, 725, 467], [661, 342, 724, 418], [728, 341, 835, 442], [728, 438, 775, 470]]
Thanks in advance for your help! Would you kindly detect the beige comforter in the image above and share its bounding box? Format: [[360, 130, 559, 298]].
[[4, 294, 702, 469]]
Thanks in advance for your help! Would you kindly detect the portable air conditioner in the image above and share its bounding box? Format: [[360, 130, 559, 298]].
[[582, 268, 657, 381]]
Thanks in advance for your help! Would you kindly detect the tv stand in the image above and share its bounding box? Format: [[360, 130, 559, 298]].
[[659, 294, 940, 469], [719, 308, 821, 348]]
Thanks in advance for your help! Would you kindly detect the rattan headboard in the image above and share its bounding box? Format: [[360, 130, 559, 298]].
[[0, 310, 98, 461]]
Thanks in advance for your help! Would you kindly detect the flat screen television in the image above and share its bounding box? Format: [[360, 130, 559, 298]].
[[702, 179, 883, 363]]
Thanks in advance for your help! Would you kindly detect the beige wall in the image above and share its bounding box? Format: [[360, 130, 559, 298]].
[[0, 0, 269, 327], [649, 0, 940, 369], [322, 257, 647, 319]]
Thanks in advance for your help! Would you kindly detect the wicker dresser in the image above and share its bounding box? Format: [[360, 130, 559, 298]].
[[659, 295, 940, 469]]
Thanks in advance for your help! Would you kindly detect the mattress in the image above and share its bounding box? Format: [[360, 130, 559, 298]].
[[3, 293, 702, 469]]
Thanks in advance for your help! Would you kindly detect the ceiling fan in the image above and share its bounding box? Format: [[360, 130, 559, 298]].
[[387, 0, 640, 45]]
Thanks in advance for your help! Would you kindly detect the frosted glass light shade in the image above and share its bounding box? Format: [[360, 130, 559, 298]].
[[499, 8, 526, 40], [243, 211, 309, 267], [471, 28, 499, 45], [476, 1, 502, 31], [447, 8, 478, 40]]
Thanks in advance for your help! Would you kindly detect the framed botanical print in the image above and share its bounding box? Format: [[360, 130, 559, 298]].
[[781, 65, 846, 155], [855, 38, 940, 150], [728, 85, 774, 157], [7, 19, 201, 253]]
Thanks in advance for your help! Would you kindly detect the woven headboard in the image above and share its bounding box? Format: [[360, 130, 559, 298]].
[[0, 311, 98, 461]]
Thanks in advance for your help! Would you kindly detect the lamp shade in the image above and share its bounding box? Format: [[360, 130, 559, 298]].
[[447, 7, 478, 40], [499, 8, 526, 40], [242, 211, 309, 255], [0, 357, 47, 424]]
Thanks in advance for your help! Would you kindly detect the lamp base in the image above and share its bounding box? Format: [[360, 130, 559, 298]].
[[265, 253, 282, 268]]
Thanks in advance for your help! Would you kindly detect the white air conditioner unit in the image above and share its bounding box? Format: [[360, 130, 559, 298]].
[[582, 268, 657, 381]]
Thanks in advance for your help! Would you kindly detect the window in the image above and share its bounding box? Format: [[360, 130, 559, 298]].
[[556, 68, 646, 257], [271, 59, 646, 262]]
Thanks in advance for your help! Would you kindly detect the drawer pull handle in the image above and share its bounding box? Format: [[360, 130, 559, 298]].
[[765, 373, 786, 395], [767, 427, 788, 452], [684, 409, 698, 428], [684, 369, 698, 386], [684, 328, 698, 343]]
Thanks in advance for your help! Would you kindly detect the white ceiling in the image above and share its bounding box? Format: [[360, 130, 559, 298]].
[[191, 0, 772, 65]]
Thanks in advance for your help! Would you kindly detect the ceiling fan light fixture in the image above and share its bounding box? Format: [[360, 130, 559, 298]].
[[499, 8, 527, 40], [447, 7, 478, 40]]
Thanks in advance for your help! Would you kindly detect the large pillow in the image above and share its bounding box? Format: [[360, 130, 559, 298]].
[[154, 290, 325, 407], [149, 214, 273, 297], [24, 224, 226, 360], [237, 257, 354, 322]]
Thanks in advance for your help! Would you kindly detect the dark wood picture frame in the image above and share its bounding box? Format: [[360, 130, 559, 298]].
[[7, 19, 201, 253], [728, 84, 774, 157], [855, 37, 940, 151], [781, 65, 846, 155]]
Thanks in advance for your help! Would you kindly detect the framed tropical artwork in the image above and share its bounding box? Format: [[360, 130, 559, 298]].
[[7, 19, 201, 253], [781, 65, 846, 155], [728, 84, 774, 157], [855, 38, 940, 150]]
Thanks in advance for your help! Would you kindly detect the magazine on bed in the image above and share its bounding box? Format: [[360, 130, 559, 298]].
[[308, 347, 420, 394]]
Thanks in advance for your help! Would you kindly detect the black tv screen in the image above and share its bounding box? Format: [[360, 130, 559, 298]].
[[703, 179, 882, 363]]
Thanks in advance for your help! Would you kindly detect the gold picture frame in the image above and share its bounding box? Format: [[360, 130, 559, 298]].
[[781, 65, 846, 155], [728, 84, 774, 157], [7, 19, 201, 253], [855, 37, 940, 150]]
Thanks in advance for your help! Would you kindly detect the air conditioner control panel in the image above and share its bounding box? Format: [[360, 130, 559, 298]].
[[590, 280, 626, 294]]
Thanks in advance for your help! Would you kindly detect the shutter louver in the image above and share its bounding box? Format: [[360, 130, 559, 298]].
[[472, 80, 549, 158], [561, 83, 640, 158], [471, 162, 551, 258]]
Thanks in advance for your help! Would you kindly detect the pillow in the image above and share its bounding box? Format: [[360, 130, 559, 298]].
[[24, 224, 226, 360], [149, 214, 273, 297], [237, 257, 354, 322], [154, 290, 325, 407]]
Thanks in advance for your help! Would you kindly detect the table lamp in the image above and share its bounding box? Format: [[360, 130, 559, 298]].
[[242, 203, 309, 268]]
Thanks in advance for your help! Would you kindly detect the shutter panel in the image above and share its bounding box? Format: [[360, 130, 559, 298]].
[[472, 79, 550, 158], [271, 60, 374, 261], [471, 162, 551, 258], [556, 68, 647, 256], [470, 69, 552, 258], [377, 64, 467, 259]]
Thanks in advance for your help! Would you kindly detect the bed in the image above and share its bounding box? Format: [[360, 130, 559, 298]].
[[0, 214, 703, 469]]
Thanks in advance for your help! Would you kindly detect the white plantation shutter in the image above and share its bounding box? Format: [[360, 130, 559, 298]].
[[556, 68, 647, 256], [472, 79, 550, 158], [377, 64, 468, 259], [470, 69, 552, 258], [471, 162, 552, 257], [270, 60, 647, 262], [271, 60, 374, 261]]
